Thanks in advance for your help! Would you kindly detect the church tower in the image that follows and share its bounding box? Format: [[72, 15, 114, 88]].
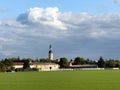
[[49, 44, 54, 60]]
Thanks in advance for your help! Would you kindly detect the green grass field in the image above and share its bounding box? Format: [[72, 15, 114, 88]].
[[0, 70, 120, 90]]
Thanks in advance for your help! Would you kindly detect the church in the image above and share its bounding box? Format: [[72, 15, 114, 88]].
[[13, 45, 59, 71], [48, 44, 54, 60]]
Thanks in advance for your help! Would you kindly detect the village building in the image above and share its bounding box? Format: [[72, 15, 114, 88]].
[[13, 61, 24, 69], [30, 62, 59, 71], [13, 45, 59, 71], [69, 60, 98, 69], [13, 61, 59, 71]]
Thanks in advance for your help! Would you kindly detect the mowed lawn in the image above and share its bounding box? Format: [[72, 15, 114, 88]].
[[0, 70, 120, 90]]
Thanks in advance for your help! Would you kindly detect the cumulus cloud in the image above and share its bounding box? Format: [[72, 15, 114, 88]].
[[1, 7, 120, 59], [60, 13, 120, 39], [17, 7, 120, 38], [17, 7, 67, 30]]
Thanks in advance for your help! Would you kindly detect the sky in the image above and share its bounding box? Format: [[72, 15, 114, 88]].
[[0, 0, 120, 60]]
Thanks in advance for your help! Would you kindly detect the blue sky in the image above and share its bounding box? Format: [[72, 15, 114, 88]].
[[1, 0, 120, 60], [0, 0, 120, 18]]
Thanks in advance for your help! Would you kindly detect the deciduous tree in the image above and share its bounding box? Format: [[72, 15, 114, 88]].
[[23, 60, 30, 69], [97, 56, 105, 68], [59, 57, 69, 68]]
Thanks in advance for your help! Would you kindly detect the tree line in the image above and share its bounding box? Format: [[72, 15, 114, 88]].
[[0, 57, 36, 72], [58, 56, 120, 68], [0, 56, 120, 72]]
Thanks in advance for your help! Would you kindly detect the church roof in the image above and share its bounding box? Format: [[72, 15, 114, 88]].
[[32, 62, 58, 65]]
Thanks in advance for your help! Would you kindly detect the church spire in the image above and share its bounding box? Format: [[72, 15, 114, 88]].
[[49, 44, 53, 60], [49, 44, 52, 51]]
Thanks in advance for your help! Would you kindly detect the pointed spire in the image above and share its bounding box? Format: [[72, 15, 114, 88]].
[[49, 44, 52, 50], [49, 44, 52, 53]]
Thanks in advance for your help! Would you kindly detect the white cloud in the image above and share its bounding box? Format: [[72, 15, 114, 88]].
[[17, 7, 67, 30], [1, 7, 120, 59], [60, 13, 120, 39]]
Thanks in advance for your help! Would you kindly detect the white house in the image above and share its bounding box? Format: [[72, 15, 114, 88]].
[[13, 61, 59, 71]]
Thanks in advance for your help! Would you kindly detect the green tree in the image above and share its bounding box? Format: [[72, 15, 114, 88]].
[[51, 59, 59, 64], [23, 60, 30, 69], [3, 58, 13, 66], [39, 58, 51, 63], [105, 59, 119, 68], [2, 58, 13, 71], [0, 62, 6, 72], [74, 57, 86, 65], [59, 57, 69, 68], [97, 56, 105, 68]]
